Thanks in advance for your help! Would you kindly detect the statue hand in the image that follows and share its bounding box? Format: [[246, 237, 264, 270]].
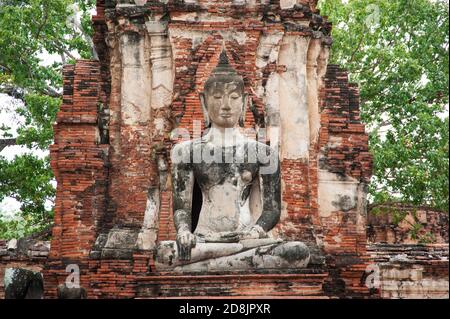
[[238, 225, 268, 240], [176, 230, 196, 261], [201, 231, 240, 243]]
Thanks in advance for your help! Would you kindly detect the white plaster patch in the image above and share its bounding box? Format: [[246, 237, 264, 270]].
[[7, 239, 18, 251], [328, 136, 343, 148], [219, 31, 248, 45], [121, 72, 151, 124], [264, 73, 281, 153], [249, 175, 263, 224], [255, 32, 284, 69], [279, 179, 289, 221], [151, 84, 173, 109], [171, 12, 231, 23], [318, 170, 359, 218], [4, 268, 15, 289], [233, 0, 258, 5], [277, 35, 310, 159], [332, 235, 342, 243], [168, 28, 212, 51], [154, 117, 166, 133], [171, 12, 199, 22], [120, 33, 151, 125], [306, 39, 323, 144], [138, 189, 161, 251], [145, 21, 168, 35], [280, 0, 297, 9]]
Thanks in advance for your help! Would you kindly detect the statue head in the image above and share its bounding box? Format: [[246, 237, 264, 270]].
[[200, 50, 248, 128]]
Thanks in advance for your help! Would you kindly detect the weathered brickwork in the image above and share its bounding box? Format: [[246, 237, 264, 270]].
[[31, 0, 446, 299], [136, 272, 329, 298], [319, 67, 372, 181], [316, 65, 373, 298], [39, 0, 376, 299], [368, 207, 449, 245], [367, 244, 449, 299], [42, 60, 111, 297], [49, 61, 108, 261]]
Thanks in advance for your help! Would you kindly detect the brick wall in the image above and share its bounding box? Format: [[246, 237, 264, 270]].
[[41, 0, 376, 299], [43, 60, 110, 296], [367, 244, 448, 299], [368, 207, 449, 244], [317, 65, 373, 298], [38, 0, 446, 299]]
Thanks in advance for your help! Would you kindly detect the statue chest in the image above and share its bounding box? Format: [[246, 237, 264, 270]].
[[192, 161, 258, 190], [191, 162, 259, 233]]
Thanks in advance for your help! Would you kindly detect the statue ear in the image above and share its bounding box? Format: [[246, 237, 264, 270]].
[[199, 93, 210, 128], [239, 93, 249, 128]]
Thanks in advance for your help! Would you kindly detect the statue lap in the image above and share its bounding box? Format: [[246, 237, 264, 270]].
[[155, 239, 310, 272]]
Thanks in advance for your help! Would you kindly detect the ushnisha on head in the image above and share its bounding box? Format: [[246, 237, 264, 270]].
[[200, 50, 248, 128]]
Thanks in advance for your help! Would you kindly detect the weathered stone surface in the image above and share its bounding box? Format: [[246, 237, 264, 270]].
[[4, 268, 44, 299], [169, 242, 310, 273], [7, 239, 18, 251], [29, 0, 446, 300], [41, 0, 371, 298], [367, 244, 449, 299], [57, 284, 87, 299], [367, 207, 449, 244], [0, 236, 50, 298]]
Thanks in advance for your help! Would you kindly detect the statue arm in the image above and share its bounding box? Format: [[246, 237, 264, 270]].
[[171, 143, 194, 232], [171, 143, 196, 260], [256, 145, 281, 232]]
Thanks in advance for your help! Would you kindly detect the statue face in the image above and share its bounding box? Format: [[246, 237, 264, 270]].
[[203, 80, 244, 128]]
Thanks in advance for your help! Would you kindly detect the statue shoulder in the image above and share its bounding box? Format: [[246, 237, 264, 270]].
[[172, 140, 193, 152], [246, 140, 279, 173], [171, 137, 208, 155], [246, 140, 278, 154], [171, 140, 194, 166]]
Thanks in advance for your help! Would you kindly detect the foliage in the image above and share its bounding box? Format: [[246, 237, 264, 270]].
[[0, 211, 49, 240], [0, 0, 96, 239], [0, 154, 55, 222], [319, 0, 449, 212]]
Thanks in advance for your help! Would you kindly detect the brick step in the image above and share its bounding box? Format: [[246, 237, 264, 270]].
[[136, 272, 328, 298]]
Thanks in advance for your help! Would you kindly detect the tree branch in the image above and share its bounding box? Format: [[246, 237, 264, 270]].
[[349, 33, 365, 64], [0, 83, 61, 99], [49, 39, 77, 61], [0, 84, 24, 100], [41, 86, 62, 98], [35, 10, 49, 41], [0, 138, 17, 152]]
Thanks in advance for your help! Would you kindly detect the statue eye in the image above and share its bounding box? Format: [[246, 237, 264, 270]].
[[230, 94, 240, 99], [213, 95, 222, 99]]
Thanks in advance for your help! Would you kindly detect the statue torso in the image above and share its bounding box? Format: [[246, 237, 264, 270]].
[[185, 138, 268, 235]]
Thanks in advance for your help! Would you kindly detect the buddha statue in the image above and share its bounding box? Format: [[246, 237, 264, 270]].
[[155, 50, 310, 272]]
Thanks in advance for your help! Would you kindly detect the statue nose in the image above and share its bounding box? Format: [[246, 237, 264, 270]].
[[222, 98, 231, 110]]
